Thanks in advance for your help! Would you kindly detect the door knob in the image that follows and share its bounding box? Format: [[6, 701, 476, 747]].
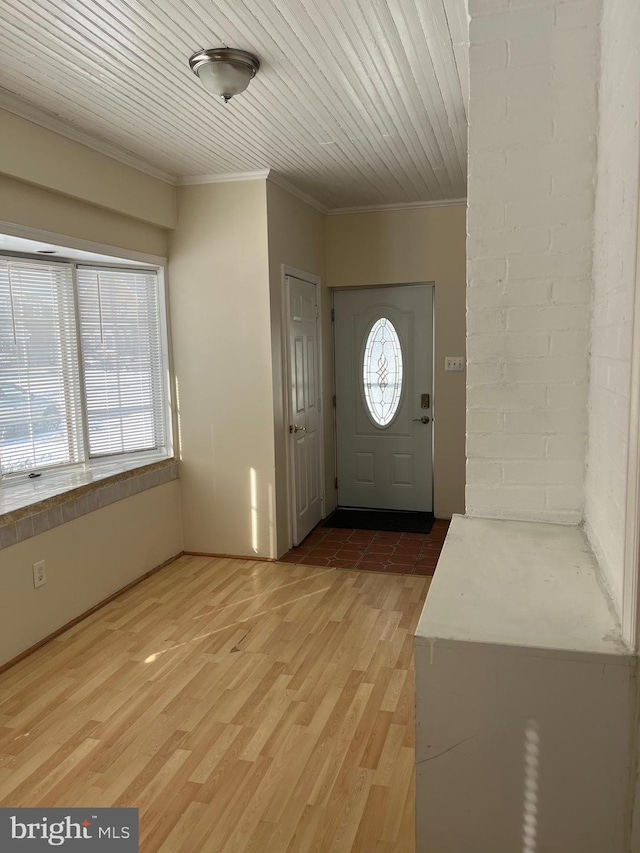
[[413, 416, 430, 424], [291, 424, 307, 433]]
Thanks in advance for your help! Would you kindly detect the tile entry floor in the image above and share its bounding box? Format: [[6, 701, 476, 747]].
[[281, 518, 450, 576]]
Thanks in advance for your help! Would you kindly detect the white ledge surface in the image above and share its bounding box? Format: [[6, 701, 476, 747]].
[[416, 515, 632, 662], [0, 452, 172, 518]]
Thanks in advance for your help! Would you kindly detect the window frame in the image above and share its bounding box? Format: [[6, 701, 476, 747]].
[[0, 255, 85, 475], [0, 251, 174, 484]]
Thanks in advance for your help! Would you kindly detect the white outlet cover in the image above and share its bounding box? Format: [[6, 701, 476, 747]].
[[33, 560, 46, 588]]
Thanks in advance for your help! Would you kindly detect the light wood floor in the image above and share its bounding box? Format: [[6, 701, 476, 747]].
[[0, 555, 429, 852]]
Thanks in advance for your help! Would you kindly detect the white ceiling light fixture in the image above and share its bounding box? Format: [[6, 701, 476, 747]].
[[188, 48, 260, 103]]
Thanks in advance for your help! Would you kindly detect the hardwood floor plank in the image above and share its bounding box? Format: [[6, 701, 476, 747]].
[[318, 765, 374, 852], [352, 783, 390, 852], [0, 557, 429, 850], [380, 746, 415, 844]]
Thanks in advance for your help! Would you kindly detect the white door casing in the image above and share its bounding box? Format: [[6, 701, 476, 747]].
[[334, 284, 434, 512], [286, 274, 323, 545]]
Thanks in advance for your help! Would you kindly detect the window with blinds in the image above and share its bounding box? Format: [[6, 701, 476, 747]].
[[0, 259, 84, 475], [77, 267, 166, 458], [0, 256, 168, 478]]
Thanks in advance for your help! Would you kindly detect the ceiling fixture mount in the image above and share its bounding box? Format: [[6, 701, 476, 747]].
[[189, 47, 260, 103]]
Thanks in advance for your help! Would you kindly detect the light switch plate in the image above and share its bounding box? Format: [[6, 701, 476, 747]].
[[445, 357, 465, 372]]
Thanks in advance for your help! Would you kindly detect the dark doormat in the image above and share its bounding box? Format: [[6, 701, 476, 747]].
[[323, 508, 434, 534]]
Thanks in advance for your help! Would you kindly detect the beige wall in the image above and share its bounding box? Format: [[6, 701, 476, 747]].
[[169, 181, 276, 557], [0, 174, 168, 258], [326, 205, 467, 518], [0, 482, 183, 666], [0, 146, 182, 666], [266, 180, 327, 555], [0, 110, 176, 229], [0, 110, 465, 586]]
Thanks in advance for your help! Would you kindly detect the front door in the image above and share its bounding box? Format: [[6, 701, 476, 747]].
[[287, 275, 323, 544], [334, 285, 433, 511]]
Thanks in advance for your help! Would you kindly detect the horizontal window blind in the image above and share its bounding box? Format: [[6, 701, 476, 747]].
[[0, 259, 84, 474], [76, 266, 165, 457]]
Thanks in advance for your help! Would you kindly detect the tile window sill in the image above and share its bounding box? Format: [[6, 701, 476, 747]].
[[0, 456, 179, 551]]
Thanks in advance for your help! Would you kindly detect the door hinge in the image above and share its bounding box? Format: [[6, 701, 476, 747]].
[[334, 477, 338, 490], [332, 394, 336, 407], [331, 307, 335, 321]]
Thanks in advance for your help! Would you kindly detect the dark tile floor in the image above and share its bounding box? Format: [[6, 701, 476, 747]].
[[280, 518, 450, 576]]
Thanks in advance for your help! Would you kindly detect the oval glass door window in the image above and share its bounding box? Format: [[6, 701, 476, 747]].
[[363, 317, 404, 426]]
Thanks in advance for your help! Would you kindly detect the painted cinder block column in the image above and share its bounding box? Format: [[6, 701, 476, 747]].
[[466, 0, 601, 523], [584, 0, 640, 616]]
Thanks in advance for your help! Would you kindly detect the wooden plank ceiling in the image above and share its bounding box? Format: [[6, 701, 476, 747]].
[[0, 0, 468, 210]]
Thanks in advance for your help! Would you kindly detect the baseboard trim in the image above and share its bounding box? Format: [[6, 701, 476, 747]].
[[0, 551, 184, 676], [184, 551, 277, 562]]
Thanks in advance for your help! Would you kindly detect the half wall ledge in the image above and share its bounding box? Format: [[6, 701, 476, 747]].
[[414, 515, 635, 853], [0, 458, 179, 550]]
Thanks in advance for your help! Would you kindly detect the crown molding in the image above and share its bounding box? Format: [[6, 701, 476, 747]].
[[178, 169, 271, 186], [0, 90, 178, 186], [328, 197, 467, 215], [266, 172, 329, 215], [0, 91, 468, 215], [179, 169, 330, 215]]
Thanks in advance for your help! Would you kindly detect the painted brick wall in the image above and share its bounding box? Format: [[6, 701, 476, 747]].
[[584, 0, 640, 613], [466, 0, 600, 523]]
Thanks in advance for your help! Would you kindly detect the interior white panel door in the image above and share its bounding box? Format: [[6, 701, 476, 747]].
[[287, 276, 322, 544], [334, 285, 433, 512]]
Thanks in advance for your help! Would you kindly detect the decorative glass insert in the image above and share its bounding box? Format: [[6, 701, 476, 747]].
[[363, 317, 403, 426]]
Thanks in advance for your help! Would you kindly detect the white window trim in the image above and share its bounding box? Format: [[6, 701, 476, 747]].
[[0, 224, 175, 504]]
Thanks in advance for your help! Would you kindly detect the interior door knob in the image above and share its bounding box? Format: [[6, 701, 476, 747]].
[[291, 424, 307, 433], [413, 416, 430, 424]]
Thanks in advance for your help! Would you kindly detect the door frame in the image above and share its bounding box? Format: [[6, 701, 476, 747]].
[[281, 264, 325, 550], [621, 182, 640, 651], [331, 281, 436, 513]]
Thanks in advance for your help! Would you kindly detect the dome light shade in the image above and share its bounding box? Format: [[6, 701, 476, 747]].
[[189, 48, 260, 103]]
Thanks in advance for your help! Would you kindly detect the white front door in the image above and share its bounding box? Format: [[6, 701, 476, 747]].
[[334, 285, 433, 511], [287, 275, 323, 544]]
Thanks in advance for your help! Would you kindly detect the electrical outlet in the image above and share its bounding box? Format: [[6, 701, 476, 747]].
[[445, 356, 465, 372], [33, 560, 46, 589]]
